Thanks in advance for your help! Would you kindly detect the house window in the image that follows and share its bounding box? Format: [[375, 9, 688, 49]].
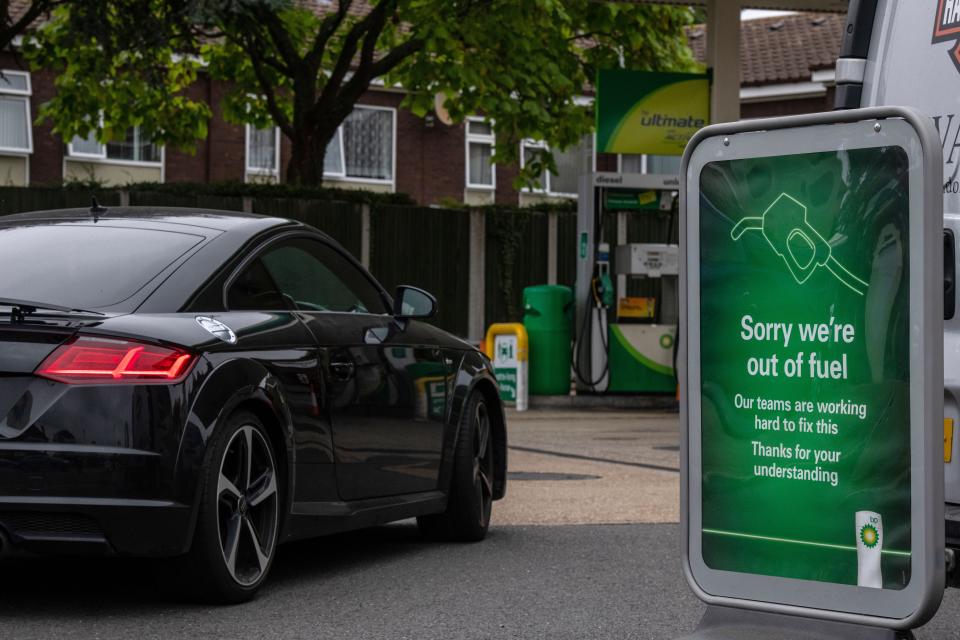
[[323, 105, 395, 183], [466, 118, 495, 189], [246, 125, 280, 176], [646, 154, 682, 175], [620, 154, 682, 175], [69, 126, 161, 164], [620, 154, 643, 173], [521, 134, 593, 196], [324, 129, 345, 176], [0, 71, 32, 154]]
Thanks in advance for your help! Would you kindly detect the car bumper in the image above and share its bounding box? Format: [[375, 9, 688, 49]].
[[0, 445, 193, 557], [0, 497, 192, 556]]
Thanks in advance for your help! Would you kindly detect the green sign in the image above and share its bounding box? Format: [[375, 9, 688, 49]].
[[493, 334, 519, 401], [595, 69, 709, 155], [604, 189, 659, 211], [699, 146, 912, 589]]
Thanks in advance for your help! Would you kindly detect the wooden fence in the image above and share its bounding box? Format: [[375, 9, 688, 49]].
[[0, 187, 675, 341]]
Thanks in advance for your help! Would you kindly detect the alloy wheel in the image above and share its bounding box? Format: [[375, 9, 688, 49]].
[[216, 425, 279, 587], [472, 401, 494, 528]]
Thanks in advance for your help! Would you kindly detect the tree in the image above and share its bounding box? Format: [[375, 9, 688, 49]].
[[28, 0, 698, 186], [0, 0, 57, 51]]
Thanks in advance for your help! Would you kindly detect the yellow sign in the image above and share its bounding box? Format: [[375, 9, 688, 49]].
[[946, 418, 954, 463], [617, 296, 655, 319], [484, 323, 529, 411]]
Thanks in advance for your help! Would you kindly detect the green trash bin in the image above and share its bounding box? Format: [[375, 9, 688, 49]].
[[523, 285, 573, 395]]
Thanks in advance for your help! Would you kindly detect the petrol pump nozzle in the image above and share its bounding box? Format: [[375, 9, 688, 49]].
[[730, 192, 868, 296], [597, 272, 614, 308], [593, 242, 615, 308]]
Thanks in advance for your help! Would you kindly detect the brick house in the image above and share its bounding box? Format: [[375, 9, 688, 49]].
[[0, 11, 843, 205]]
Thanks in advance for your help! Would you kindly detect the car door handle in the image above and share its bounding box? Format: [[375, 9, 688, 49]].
[[329, 360, 355, 381]]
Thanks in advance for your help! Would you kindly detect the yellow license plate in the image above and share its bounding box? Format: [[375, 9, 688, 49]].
[[946, 418, 954, 463]]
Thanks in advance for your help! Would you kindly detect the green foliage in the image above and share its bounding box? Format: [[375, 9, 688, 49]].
[[485, 205, 553, 321], [399, 1, 698, 188], [27, 0, 697, 187], [26, 3, 211, 151]]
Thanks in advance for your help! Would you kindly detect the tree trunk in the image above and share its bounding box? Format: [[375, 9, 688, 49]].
[[285, 124, 339, 186], [286, 129, 323, 185]]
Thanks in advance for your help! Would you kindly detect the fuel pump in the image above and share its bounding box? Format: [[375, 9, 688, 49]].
[[574, 171, 680, 394], [573, 242, 615, 391]]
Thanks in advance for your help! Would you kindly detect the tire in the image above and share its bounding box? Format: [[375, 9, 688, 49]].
[[418, 390, 494, 542], [177, 410, 281, 603]]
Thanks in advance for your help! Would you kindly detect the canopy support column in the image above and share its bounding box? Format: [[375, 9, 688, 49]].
[[706, 0, 742, 122]]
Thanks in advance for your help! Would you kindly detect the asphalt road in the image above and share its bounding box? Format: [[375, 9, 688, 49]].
[[1, 523, 958, 639], [2, 409, 959, 639]]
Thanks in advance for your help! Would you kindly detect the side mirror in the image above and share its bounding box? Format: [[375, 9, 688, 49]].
[[393, 285, 438, 319]]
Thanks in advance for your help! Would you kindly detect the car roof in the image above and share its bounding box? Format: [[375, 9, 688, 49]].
[[0, 205, 358, 314], [1, 206, 294, 234]]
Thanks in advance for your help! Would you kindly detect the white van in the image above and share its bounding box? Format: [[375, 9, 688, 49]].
[[836, 0, 960, 574]]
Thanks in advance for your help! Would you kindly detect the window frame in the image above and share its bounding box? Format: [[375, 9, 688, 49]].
[[520, 139, 551, 194], [67, 125, 164, 167], [465, 116, 496, 191], [617, 153, 683, 176], [0, 69, 33, 156], [520, 137, 595, 198], [323, 127, 346, 179], [322, 104, 397, 186], [222, 230, 392, 316], [245, 124, 281, 179], [617, 153, 646, 174]]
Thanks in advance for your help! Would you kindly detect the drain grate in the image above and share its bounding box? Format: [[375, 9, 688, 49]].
[[507, 471, 600, 481]]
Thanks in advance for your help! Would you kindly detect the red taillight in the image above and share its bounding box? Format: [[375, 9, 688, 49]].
[[37, 336, 195, 384]]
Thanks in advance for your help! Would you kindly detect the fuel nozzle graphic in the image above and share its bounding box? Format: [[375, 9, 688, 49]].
[[730, 193, 868, 296]]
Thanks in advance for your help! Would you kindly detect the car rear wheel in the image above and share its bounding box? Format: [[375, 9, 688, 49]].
[[179, 411, 280, 603], [417, 391, 494, 542]]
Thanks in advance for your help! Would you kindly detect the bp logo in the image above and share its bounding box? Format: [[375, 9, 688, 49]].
[[933, 0, 960, 73], [860, 523, 880, 549], [659, 333, 674, 349]]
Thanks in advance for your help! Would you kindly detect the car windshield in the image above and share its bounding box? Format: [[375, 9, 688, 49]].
[[0, 222, 204, 310]]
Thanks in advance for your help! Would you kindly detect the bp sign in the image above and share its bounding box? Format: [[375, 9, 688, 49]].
[[680, 107, 944, 629], [595, 69, 709, 156]]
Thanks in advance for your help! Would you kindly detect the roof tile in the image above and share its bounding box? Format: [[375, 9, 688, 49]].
[[687, 12, 844, 86]]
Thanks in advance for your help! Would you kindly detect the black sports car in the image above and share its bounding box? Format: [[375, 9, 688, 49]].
[[0, 205, 507, 602]]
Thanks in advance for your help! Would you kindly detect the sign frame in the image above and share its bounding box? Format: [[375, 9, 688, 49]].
[[680, 107, 944, 629]]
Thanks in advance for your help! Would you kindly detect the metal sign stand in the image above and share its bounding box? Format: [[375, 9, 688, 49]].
[[677, 106, 945, 637], [679, 606, 913, 640]]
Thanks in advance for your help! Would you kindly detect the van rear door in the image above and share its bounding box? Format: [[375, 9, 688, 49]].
[[843, 1, 960, 208], [838, 0, 960, 507]]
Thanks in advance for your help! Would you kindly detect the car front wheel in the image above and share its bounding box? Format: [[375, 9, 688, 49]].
[[418, 391, 494, 541]]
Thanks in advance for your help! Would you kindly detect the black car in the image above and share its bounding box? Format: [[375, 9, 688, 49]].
[[0, 206, 507, 602]]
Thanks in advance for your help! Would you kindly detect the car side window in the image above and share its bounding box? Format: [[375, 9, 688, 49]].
[[259, 238, 387, 314], [227, 258, 287, 310]]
